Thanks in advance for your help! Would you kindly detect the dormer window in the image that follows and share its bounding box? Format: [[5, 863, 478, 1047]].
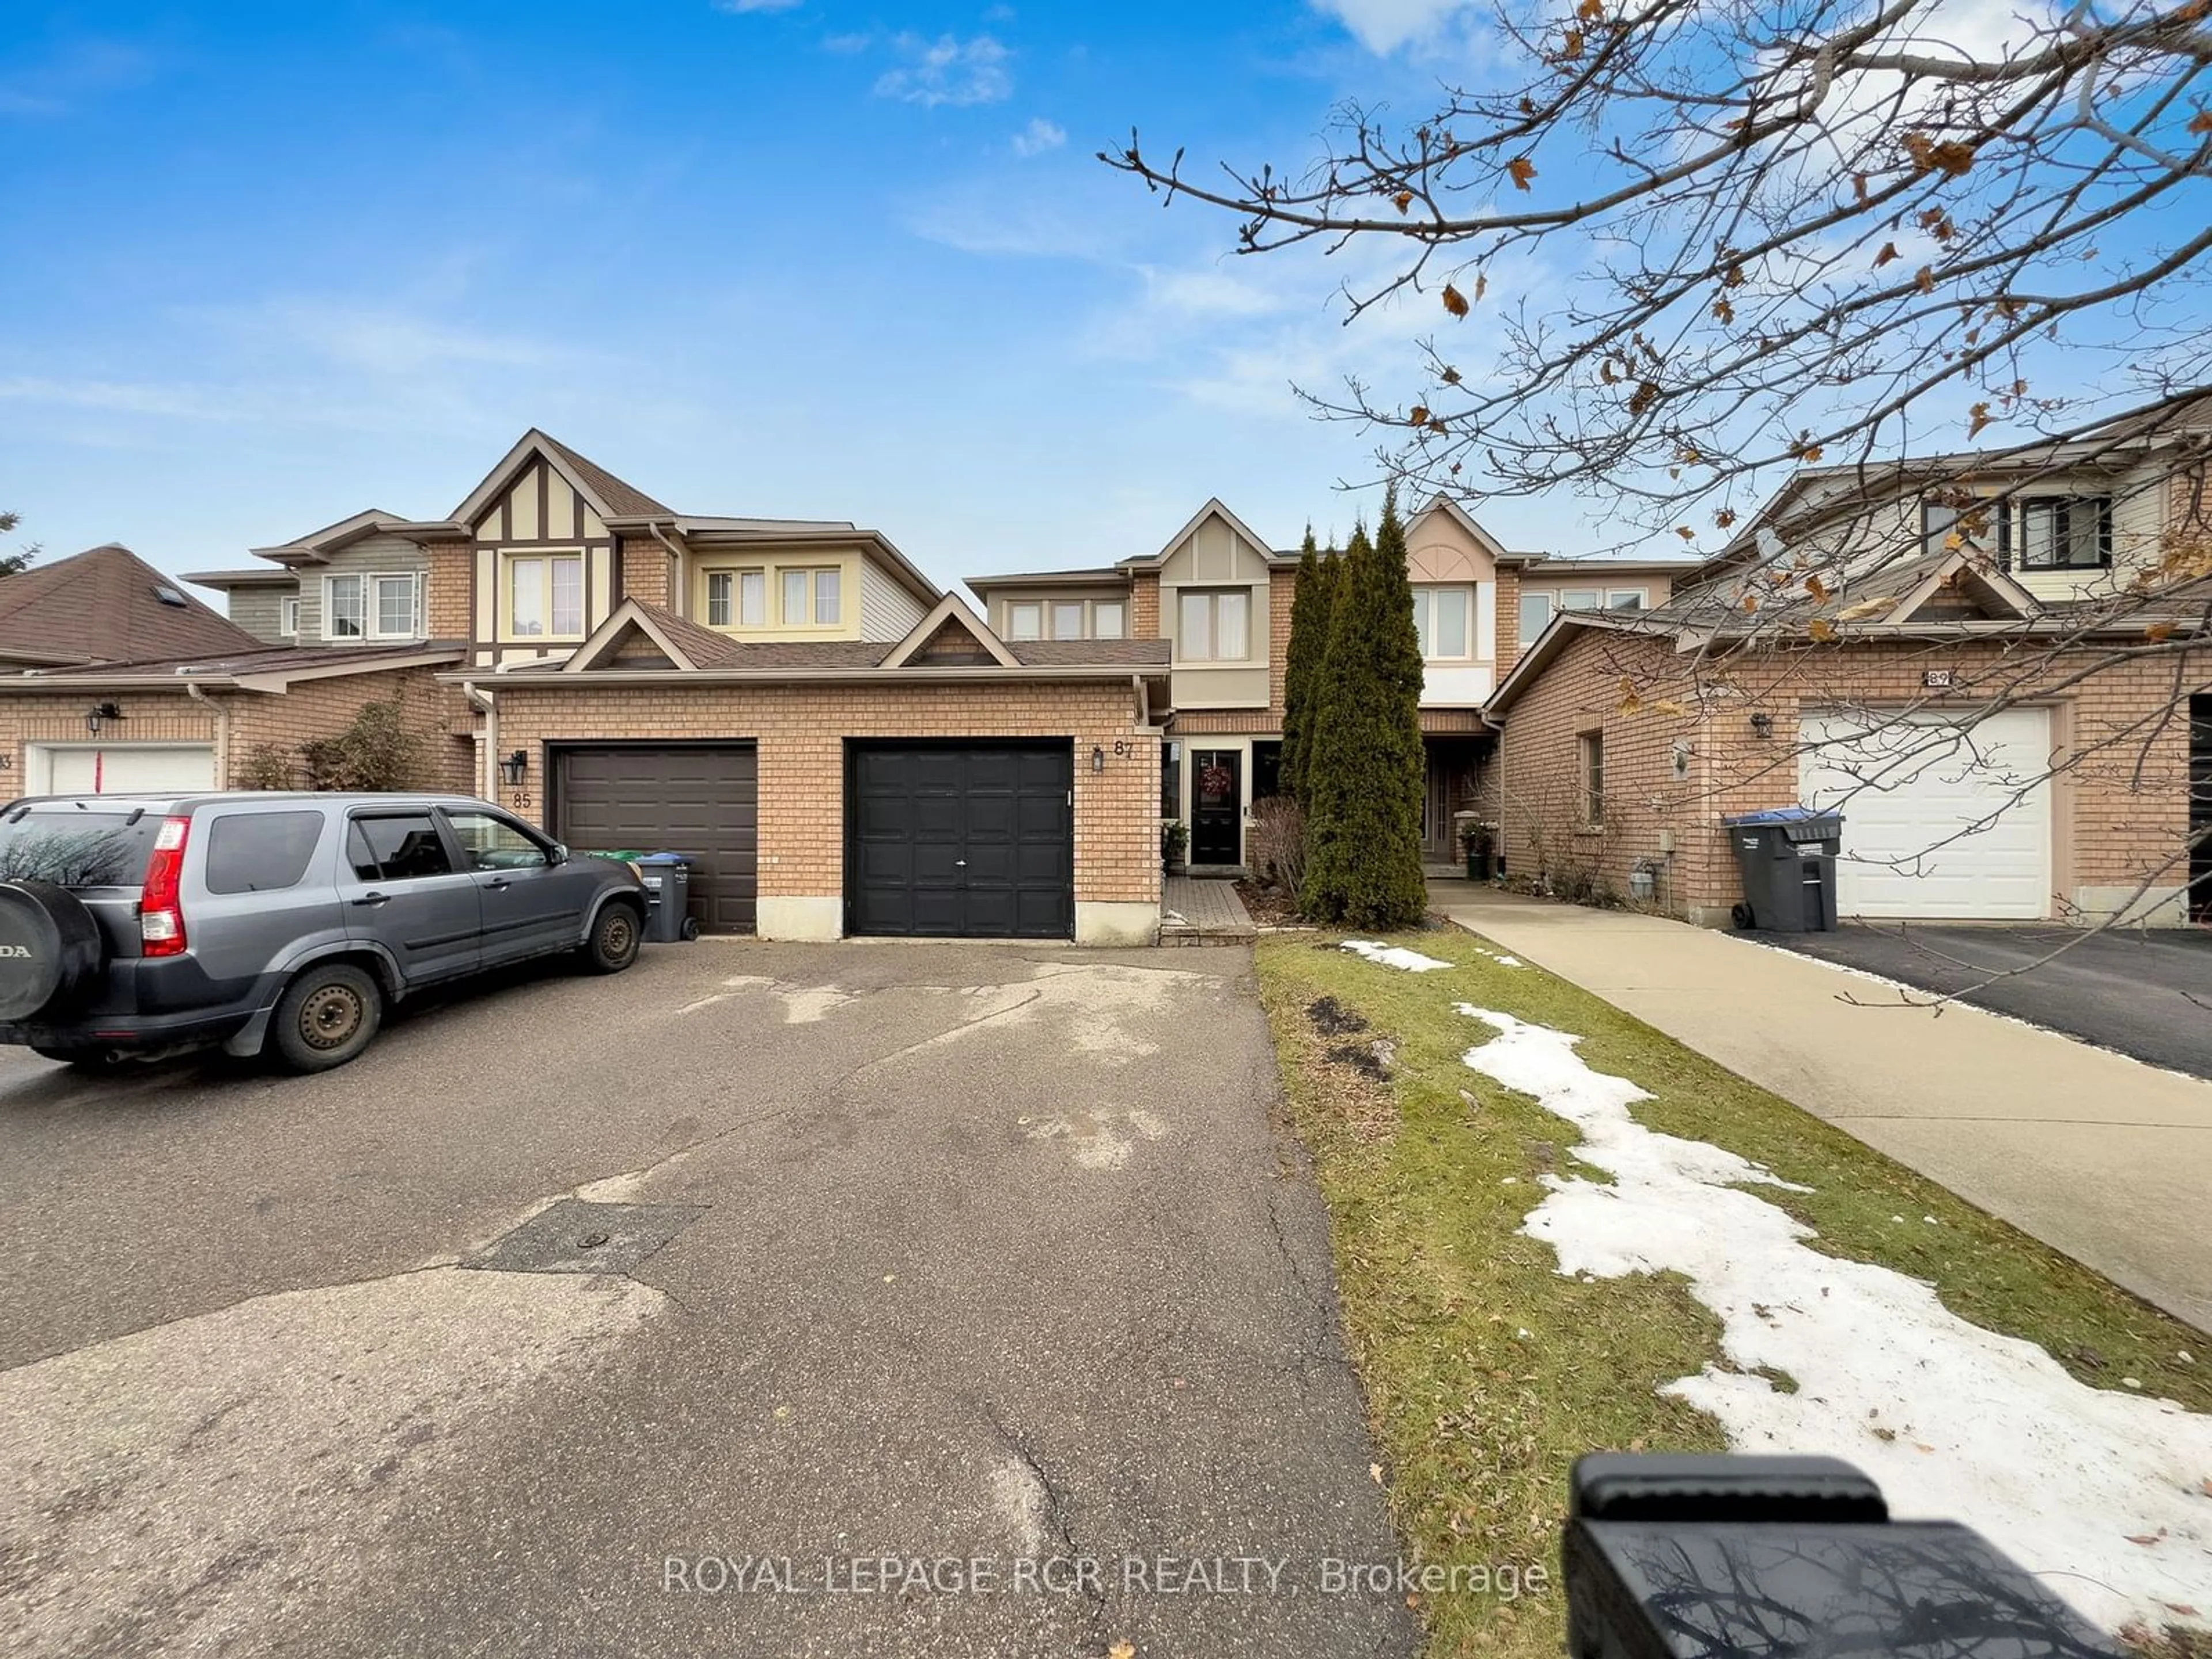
[[2012, 496, 2113, 570]]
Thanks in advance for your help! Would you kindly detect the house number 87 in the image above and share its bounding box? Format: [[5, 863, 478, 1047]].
[[1111, 741, 1132, 757]]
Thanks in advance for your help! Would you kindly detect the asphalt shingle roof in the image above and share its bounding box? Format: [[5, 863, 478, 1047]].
[[0, 545, 263, 666]]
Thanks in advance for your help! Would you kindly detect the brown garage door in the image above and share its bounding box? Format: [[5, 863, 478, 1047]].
[[551, 744, 758, 933]]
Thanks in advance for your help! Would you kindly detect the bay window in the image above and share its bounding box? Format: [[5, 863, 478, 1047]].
[[1412, 586, 1470, 659], [506, 553, 584, 638], [1177, 588, 1251, 661]]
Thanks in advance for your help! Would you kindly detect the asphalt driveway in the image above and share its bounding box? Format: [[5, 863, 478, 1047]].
[[0, 944, 1416, 1659], [1769, 923, 2212, 1079]]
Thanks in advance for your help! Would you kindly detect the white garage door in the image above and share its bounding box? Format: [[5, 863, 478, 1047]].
[[27, 744, 217, 797], [1798, 709, 2052, 919]]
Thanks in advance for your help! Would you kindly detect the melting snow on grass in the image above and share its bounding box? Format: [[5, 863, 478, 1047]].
[[1341, 940, 1450, 972], [1455, 1003, 2212, 1634]]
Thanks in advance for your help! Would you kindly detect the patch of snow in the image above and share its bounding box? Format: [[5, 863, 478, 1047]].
[[1455, 1003, 2212, 1635], [1493, 955, 1524, 968], [1341, 940, 1450, 972]]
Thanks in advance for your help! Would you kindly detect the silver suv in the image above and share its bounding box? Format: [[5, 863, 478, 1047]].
[[0, 791, 648, 1073]]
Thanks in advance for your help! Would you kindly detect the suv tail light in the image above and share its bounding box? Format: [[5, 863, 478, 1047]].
[[139, 815, 191, 958]]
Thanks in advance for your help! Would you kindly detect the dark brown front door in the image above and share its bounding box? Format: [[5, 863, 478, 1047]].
[[1191, 749, 1241, 866], [551, 744, 759, 933]]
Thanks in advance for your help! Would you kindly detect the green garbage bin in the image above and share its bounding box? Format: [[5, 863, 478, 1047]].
[[1722, 808, 1843, 931]]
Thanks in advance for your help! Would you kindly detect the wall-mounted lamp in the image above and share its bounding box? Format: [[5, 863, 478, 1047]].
[[498, 749, 528, 787], [1090, 745, 1105, 774], [1749, 712, 1775, 741], [85, 701, 124, 737]]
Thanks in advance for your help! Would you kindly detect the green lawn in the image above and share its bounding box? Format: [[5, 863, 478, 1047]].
[[1254, 926, 2211, 1659]]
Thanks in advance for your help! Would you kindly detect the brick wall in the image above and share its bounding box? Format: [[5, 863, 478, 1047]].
[[619, 536, 672, 609], [1495, 566, 1524, 669], [426, 541, 472, 640], [487, 679, 1162, 906], [1131, 572, 1160, 639], [1497, 625, 2210, 918], [1267, 567, 1296, 716], [0, 665, 468, 795]]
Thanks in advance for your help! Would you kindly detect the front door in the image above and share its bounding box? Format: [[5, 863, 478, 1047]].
[[1191, 749, 1241, 866]]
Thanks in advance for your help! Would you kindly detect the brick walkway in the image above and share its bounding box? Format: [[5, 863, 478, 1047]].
[[1160, 875, 1257, 945]]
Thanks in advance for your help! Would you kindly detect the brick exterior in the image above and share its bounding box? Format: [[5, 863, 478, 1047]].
[[426, 541, 472, 641], [0, 666, 470, 795], [618, 536, 672, 609], [1130, 571, 1160, 639], [1267, 567, 1296, 716], [1497, 625, 2210, 920], [487, 680, 1162, 907], [1494, 566, 1524, 669]]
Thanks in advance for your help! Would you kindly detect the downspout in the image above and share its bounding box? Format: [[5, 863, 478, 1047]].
[[184, 681, 229, 790], [462, 680, 497, 800]]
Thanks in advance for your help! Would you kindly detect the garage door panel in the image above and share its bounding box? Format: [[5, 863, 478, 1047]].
[[1799, 710, 2051, 920], [33, 745, 217, 796], [849, 743, 1072, 938], [554, 745, 757, 933]]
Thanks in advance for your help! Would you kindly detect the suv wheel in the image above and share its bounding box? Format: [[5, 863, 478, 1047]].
[[272, 964, 382, 1074], [581, 903, 642, 974]]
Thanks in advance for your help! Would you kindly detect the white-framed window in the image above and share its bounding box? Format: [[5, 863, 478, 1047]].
[[777, 567, 840, 627], [1560, 590, 1601, 612], [1007, 602, 1042, 641], [1412, 586, 1470, 659], [1579, 730, 1605, 827], [1177, 588, 1251, 661], [324, 572, 421, 642], [506, 553, 584, 639], [279, 595, 300, 638], [1607, 589, 1647, 611], [1517, 591, 1555, 641], [1051, 600, 1085, 640], [704, 569, 771, 628], [1094, 600, 1126, 639], [374, 573, 421, 638]]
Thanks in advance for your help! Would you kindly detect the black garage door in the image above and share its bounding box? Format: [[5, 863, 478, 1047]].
[[552, 744, 758, 933], [847, 742, 1072, 938]]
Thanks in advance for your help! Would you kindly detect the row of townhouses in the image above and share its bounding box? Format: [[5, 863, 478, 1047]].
[[3, 425, 2205, 942]]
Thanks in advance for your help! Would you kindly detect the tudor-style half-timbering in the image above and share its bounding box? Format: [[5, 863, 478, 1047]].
[[457, 445, 620, 664]]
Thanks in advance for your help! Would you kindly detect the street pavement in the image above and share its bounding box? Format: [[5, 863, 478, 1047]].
[[0, 942, 1421, 1658]]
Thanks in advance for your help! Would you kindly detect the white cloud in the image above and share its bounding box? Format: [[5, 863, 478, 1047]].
[[872, 33, 1012, 108], [1012, 116, 1065, 157], [712, 0, 802, 12], [1309, 0, 1471, 54]]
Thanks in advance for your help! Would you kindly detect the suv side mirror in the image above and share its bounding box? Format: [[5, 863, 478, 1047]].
[[547, 842, 569, 866]]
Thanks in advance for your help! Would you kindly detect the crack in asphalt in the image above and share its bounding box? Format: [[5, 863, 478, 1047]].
[[849, 987, 1046, 1074], [978, 1401, 1108, 1630]]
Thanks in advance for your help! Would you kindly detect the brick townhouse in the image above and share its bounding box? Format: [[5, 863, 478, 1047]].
[[1486, 436, 2212, 927]]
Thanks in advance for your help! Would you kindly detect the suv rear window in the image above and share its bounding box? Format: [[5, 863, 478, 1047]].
[[204, 810, 325, 895], [0, 806, 162, 887]]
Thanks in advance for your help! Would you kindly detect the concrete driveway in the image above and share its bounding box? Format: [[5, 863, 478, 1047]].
[[0, 944, 1416, 1659], [1769, 923, 2212, 1080]]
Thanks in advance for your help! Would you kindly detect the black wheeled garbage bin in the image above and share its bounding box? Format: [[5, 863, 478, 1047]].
[[1721, 808, 1843, 932], [635, 854, 700, 942]]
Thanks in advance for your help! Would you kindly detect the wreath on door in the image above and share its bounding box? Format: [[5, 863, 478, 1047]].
[[1198, 763, 1233, 800]]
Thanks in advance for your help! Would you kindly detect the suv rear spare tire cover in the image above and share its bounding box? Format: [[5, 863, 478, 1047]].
[[0, 881, 107, 1021]]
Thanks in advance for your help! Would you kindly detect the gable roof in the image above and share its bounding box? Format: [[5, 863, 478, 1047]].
[[539, 599, 1166, 682], [880, 596, 1020, 669], [0, 544, 263, 667], [449, 429, 673, 528], [247, 507, 408, 566], [16, 640, 465, 691], [1118, 498, 1283, 570]]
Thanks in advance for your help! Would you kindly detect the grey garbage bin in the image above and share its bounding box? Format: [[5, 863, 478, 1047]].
[[1721, 808, 1843, 932], [635, 854, 700, 942]]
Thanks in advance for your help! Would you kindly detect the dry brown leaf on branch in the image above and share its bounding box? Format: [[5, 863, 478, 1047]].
[[1393, 190, 1413, 213], [1835, 596, 1898, 621], [1562, 28, 1585, 56], [1410, 405, 1430, 425], [1874, 241, 1900, 268], [1806, 573, 1830, 602], [1508, 156, 1537, 189], [1442, 283, 1469, 318], [1808, 619, 1838, 643], [2145, 621, 2177, 641]]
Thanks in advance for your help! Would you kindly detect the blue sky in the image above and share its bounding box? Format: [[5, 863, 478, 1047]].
[[0, 0, 1573, 599]]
